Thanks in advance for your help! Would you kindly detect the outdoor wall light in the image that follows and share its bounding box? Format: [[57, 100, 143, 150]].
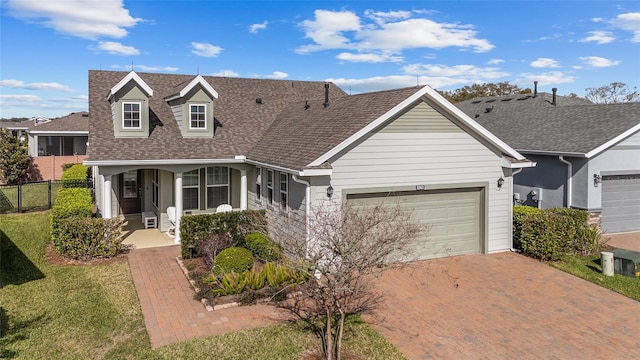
[[326, 185, 334, 198], [593, 174, 602, 187], [497, 177, 505, 189]]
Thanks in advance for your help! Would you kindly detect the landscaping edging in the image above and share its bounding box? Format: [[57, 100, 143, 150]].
[[175, 257, 240, 312]]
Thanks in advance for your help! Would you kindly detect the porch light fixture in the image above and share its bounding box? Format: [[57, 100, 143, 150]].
[[593, 174, 602, 187], [497, 177, 504, 189], [326, 185, 334, 198]]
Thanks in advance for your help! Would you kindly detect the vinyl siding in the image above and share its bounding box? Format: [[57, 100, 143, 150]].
[[380, 102, 463, 133]]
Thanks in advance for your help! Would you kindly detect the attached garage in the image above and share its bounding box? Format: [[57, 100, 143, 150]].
[[346, 187, 485, 261], [601, 174, 640, 233]]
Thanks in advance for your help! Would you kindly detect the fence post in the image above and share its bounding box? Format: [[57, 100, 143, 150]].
[[17, 182, 22, 213], [48, 180, 52, 209]]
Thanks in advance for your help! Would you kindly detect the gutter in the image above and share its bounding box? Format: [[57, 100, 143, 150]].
[[291, 175, 311, 255], [558, 156, 572, 207]]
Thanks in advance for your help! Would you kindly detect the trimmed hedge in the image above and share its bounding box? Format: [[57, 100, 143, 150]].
[[245, 232, 282, 262], [57, 217, 124, 260], [50, 187, 93, 250], [513, 205, 542, 250], [61, 164, 90, 188], [213, 247, 254, 274], [179, 210, 267, 258]]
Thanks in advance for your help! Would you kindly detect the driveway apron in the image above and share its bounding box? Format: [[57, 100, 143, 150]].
[[366, 252, 640, 359]]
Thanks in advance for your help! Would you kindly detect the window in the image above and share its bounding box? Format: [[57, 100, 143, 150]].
[[280, 173, 288, 210], [266, 169, 274, 204], [190, 104, 206, 129], [123, 102, 141, 129], [206, 166, 228, 209], [152, 169, 159, 209], [255, 167, 262, 201], [182, 169, 199, 210]]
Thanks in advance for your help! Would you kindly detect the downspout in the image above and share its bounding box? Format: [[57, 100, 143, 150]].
[[291, 175, 311, 254], [558, 156, 572, 208]]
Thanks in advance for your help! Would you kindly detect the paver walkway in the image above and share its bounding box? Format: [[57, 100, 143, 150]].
[[605, 231, 640, 251], [366, 251, 640, 359], [128, 245, 289, 348]]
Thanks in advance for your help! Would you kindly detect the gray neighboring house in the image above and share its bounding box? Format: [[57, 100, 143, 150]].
[[457, 91, 640, 234], [86, 70, 533, 260]]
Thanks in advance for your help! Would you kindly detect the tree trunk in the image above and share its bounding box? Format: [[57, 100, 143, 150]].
[[335, 310, 346, 360], [325, 308, 333, 360]]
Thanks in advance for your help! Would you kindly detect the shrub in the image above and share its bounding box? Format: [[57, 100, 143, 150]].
[[57, 217, 124, 260], [212, 272, 247, 296], [199, 233, 234, 269], [179, 210, 267, 258], [513, 205, 542, 250], [61, 164, 89, 188], [50, 187, 93, 249], [263, 262, 307, 287], [520, 212, 575, 261], [213, 247, 253, 274], [244, 232, 282, 262]]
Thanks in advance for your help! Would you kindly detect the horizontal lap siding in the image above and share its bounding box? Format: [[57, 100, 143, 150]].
[[330, 102, 512, 252]]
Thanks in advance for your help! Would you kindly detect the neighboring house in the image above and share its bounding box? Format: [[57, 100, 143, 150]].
[[85, 70, 533, 260], [457, 90, 640, 234], [28, 112, 89, 157]]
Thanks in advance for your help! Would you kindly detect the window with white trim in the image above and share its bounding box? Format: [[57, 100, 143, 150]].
[[182, 169, 200, 210], [190, 104, 206, 129], [280, 173, 288, 210], [152, 169, 159, 209], [206, 166, 229, 209], [255, 167, 262, 201], [122, 102, 141, 129], [267, 169, 274, 204]]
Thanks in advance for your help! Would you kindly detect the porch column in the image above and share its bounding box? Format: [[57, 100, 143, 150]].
[[174, 172, 183, 244], [240, 169, 248, 211], [103, 175, 112, 219]]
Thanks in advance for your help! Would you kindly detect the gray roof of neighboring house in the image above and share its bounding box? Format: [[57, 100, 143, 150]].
[[88, 71, 347, 163], [30, 112, 89, 132], [249, 86, 423, 170], [456, 93, 640, 155]]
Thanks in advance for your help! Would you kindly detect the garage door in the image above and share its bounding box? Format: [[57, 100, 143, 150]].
[[346, 187, 483, 261], [601, 174, 640, 233]]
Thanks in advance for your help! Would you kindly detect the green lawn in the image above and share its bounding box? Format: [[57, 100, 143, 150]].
[[551, 254, 640, 302], [0, 211, 407, 360], [0, 181, 63, 212]]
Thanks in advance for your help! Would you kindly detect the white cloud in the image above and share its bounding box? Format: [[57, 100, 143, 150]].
[[296, 9, 494, 58], [111, 65, 179, 72], [579, 31, 615, 44], [0, 79, 75, 92], [92, 41, 140, 55], [487, 59, 505, 65], [249, 21, 268, 34], [5, 0, 141, 39], [578, 56, 621, 67], [191, 42, 223, 57], [336, 52, 403, 63], [0, 94, 42, 102], [266, 71, 289, 79], [516, 71, 576, 87], [326, 74, 470, 93], [530, 58, 561, 68], [210, 70, 240, 77], [402, 64, 508, 79], [611, 12, 640, 42]]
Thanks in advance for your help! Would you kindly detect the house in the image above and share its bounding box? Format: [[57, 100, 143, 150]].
[[27, 112, 89, 158], [85, 70, 533, 260], [456, 89, 640, 234]]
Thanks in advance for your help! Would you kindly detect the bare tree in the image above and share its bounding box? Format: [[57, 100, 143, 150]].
[[439, 81, 529, 103], [585, 82, 640, 103], [278, 201, 422, 360]]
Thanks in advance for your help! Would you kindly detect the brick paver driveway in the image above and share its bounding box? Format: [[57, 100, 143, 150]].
[[366, 251, 640, 359]]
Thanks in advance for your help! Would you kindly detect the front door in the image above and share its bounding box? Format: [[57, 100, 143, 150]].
[[120, 170, 141, 214]]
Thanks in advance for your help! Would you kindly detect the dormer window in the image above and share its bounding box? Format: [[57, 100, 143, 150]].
[[123, 102, 141, 129], [190, 104, 207, 129]]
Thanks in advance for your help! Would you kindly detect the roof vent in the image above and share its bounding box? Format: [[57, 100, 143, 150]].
[[552, 88, 557, 106], [485, 106, 494, 113], [534, 81, 538, 97], [304, 101, 310, 110], [486, 99, 496, 103], [256, 98, 263, 104], [323, 83, 330, 108], [82, 113, 89, 117]]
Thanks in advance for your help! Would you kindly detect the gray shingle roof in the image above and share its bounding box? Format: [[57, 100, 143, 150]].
[[456, 93, 640, 155], [30, 112, 89, 132], [248, 86, 423, 170], [87, 71, 347, 162]]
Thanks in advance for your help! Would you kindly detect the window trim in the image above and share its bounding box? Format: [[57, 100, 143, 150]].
[[255, 167, 262, 201], [266, 169, 274, 204], [189, 103, 207, 130], [152, 169, 159, 209], [279, 173, 288, 210], [122, 101, 142, 129], [182, 169, 200, 210], [205, 166, 229, 209]]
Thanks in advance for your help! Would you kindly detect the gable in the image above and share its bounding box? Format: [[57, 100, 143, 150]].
[[110, 80, 150, 138], [167, 86, 216, 138], [380, 102, 463, 133]]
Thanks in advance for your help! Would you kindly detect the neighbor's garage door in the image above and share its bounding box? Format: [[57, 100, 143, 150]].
[[346, 187, 483, 261], [601, 174, 640, 233]]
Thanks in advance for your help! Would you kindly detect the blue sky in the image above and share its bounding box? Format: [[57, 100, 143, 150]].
[[1, 0, 639, 118]]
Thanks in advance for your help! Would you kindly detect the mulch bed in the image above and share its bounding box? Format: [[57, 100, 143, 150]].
[[44, 242, 131, 266]]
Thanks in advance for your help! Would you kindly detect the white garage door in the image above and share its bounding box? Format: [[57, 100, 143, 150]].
[[601, 174, 640, 233], [346, 187, 483, 261]]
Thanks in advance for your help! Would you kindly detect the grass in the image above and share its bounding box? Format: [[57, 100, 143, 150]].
[[0, 181, 63, 212], [0, 211, 407, 360], [551, 254, 640, 302]]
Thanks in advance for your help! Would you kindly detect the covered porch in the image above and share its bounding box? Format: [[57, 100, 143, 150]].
[[121, 214, 176, 249]]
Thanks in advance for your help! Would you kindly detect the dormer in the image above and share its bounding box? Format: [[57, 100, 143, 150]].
[[164, 75, 219, 138], [107, 71, 153, 138]]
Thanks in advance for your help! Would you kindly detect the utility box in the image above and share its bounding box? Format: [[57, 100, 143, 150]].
[[612, 249, 640, 278]]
